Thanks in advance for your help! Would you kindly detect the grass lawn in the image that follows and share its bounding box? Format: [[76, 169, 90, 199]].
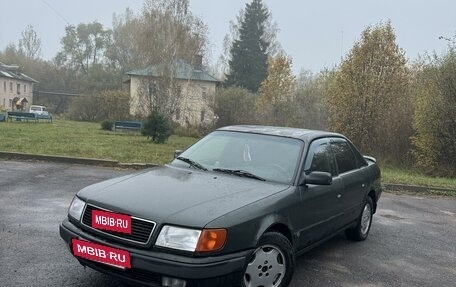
[[0, 119, 198, 164], [381, 165, 456, 191]]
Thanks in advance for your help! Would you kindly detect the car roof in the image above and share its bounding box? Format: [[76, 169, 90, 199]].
[[217, 125, 344, 142]]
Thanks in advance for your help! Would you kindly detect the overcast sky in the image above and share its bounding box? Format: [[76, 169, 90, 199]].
[[1, 0, 455, 74]]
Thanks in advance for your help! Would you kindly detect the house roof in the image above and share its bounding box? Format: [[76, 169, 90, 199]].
[[126, 60, 219, 83], [0, 63, 38, 83]]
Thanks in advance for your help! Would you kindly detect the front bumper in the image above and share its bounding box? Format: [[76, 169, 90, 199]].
[[60, 219, 251, 286]]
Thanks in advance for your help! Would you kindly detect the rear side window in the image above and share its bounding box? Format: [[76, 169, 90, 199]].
[[331, 140, 357, 174], [350, 143, 368, 167]]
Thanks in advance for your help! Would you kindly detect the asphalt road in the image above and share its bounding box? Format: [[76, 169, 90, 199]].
[[0, 160, 455, 287]]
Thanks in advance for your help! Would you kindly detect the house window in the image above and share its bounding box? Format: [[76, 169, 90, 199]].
[[10, 82, 13, 92], [9, 99, 12, 107], [200, 109, 206, 122], [3, 98, 5, 107], [176, 85, 182, 98], [202, 87, 207, 100], [24, 84, 27, 93], [148, 82, 156, 97], [3, 81, 5, 92], [17, 84, 21, 95], [175, 108, 181, 120]]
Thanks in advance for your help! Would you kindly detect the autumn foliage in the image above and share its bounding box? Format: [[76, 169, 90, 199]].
[[412, 45, 456, 176], [257, 55, 296, 126], [326, 22, 413, 163]]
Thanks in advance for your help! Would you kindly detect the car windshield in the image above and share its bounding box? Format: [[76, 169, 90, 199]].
[[172, 131, 303, 184], [31, 106, 40, 111]]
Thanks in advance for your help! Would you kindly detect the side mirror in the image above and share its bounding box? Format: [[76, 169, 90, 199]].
[[303, 171, 332, 185], [174, 150, 183, 159]]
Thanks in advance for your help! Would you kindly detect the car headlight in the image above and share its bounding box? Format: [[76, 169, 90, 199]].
[[155, 225, 227, 252], [68, 196, 85, 221], [155, 226, 202, 251]]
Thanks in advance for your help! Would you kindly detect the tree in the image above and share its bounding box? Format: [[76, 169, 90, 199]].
[[49, 1, 209, 112], [412, 40, 456, 175], [0, 44, 23, 64], [0, 41, 71, 94], [55, 22, 112, 73], [217, 2, 281, 80], [106, 8, 143, 72], [122, 0, 209, 117], [293, 70, 330, 130], [257, 55, 296, 126], [138, 0, 208, 67], [141, 111, 173, 143], [225, 0, 271, 92], [53, 21, 127, 95], [214, 87, 258, 127], [18, 25, 42, 59], [326, 22, 412, 163]]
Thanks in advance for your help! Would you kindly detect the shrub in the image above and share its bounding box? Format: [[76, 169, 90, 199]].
[[214, 87, 258, 127], [66, 90, 129, 121], [173, 124, 201, 138], [100, 120, 113, 131], [141, 111, 173, 143]]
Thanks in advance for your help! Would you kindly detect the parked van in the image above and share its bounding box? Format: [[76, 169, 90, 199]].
[[29, 105, 49, 116]]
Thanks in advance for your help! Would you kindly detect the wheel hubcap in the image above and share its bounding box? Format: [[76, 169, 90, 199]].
[[244, 245, 286, 287], [360, 203, 372, 235]]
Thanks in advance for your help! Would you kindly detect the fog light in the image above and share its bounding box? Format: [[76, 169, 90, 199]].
[[162, 276, 187, 287]]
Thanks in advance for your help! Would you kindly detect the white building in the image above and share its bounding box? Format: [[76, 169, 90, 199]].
[[0, 63, 38, 111], [126, 60, 219, 127]]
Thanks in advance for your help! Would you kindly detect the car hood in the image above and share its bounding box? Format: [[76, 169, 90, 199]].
[[77, 165, 290, 228]]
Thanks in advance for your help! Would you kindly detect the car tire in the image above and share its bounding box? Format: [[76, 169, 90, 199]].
[[241, 232, 294, 287], [346, 196, 374, 241]]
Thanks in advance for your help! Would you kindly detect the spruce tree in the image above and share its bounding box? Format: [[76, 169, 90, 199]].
[[225, 0, 269, 92]]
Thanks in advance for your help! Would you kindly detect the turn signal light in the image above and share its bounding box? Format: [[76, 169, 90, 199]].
[[196, 229, 227, 252]]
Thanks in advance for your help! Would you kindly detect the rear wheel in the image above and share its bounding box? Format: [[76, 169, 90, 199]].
[[242, 232, 294, 287], [346, 196, 374, 241]]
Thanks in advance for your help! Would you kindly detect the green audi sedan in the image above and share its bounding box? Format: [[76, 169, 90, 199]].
[[60, 125, 382, 287]]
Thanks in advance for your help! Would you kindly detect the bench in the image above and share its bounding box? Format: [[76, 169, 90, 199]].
[[114, 121, 142, 132], [6, 112, 53, 123], [7, 112, 38, 123]]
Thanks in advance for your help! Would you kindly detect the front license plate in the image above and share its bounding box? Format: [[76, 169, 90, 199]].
[[91, 209, 132, 234], [72, 238, 131, 269]]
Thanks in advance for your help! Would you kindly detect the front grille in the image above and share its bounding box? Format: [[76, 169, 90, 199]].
[[82, 204, 156, 245]]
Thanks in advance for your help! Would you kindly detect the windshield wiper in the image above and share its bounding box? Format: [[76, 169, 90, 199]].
[[176, 156, 207, 171], [213, 168, 266, 181]]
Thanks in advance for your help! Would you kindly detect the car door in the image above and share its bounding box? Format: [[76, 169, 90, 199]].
[[330, 138, 369, 226], [296, 138, 345, 249]]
